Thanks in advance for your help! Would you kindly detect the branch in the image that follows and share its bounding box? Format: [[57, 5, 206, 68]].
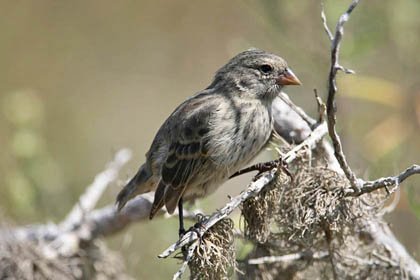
[[272, 95, 312, 144], [323, 0, 361, 194], [273, 93, 343, 174], [322, 0, 420, 197], [248, 250, 329, 265], [362, 218, 420, 278], [346, 165, 420, 197], [86, 192, 202, 241], [321, 2, 420, 278], [159, 122, 328, 259], [86, 193, 157, 240], [172, 240, 199, 280]]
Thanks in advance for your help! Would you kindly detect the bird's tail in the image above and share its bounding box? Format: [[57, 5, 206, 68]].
[[116, 164, 153, 211]]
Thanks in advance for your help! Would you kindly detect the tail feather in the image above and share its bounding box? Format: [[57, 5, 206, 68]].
[[116, 164, 153, 211], [149, 181, 186, 219], [164, 186, 186, 215], [149, 181, 166, 219]]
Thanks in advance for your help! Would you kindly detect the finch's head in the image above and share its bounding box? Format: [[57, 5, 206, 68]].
[[212, 49, 301, 100]]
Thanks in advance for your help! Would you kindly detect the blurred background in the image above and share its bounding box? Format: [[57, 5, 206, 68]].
[[1, 0, 419, 278]]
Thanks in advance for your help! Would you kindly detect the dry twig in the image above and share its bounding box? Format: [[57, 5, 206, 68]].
[[322, 0, 361, 194], [248, 251, 329, 265], [323, 0, 420, 196]]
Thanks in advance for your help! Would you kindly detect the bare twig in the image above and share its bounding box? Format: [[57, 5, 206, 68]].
[[2, 192, 195, 245], [283, 122, 328, 163], [86, 193, 199, 241], [87, 193, 157, 240], [272, 94, 343, 173], [248, 251, 329, 265], [314, 89, 326, 123], [159, 122, 329, 259], [350, 165, 420, 196], [321, 2, 420, 278], [320, 4, 333, 42], [345, 255, 395, 268], [172, 240, 199, 280], [323, 0, 420, 198], [323, 0, 361, 194], [272, 95, 312, 144]]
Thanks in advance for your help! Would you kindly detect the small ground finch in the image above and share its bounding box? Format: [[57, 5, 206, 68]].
[[116, 49, 301, 234]]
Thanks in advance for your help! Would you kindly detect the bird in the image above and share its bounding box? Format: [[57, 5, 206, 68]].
[[116, 49, 301, 235]]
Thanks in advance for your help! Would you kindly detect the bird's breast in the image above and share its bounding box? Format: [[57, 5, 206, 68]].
[[210, 100, 272, 172], [182, 100, 273, 201], [233, 104, 272, 167]]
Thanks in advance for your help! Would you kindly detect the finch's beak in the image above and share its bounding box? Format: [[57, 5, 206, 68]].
[[278, 68, 301, 86]]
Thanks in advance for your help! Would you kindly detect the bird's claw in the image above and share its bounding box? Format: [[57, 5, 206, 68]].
[[254, 158, 294, 183], [180, 222, 206, 256], [230, 157, 294, 183]]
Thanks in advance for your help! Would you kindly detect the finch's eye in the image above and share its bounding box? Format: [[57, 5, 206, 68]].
[[259, 64, 273, 73]]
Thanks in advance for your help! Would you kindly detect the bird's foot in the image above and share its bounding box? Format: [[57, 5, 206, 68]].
[[255, 158, 294, 182], [254, 159, 282, 178], [180, 221, 205, 240], [180, 221, 206, 256], [230, 157, 294, 182]]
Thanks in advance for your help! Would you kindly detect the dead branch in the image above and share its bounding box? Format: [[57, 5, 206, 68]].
[[321, 0, 420, 278], [172, 240, 199, 280], [323, 0, 361, 194], [248, 251, 329, 265], [349, 165, 420, 196], [323, 0, 420, 198]]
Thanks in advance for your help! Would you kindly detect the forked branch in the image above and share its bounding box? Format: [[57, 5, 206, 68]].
[[322, 0, 420, 196]]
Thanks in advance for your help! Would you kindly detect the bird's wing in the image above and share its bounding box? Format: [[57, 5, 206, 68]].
[[149, 94, 216, 217]]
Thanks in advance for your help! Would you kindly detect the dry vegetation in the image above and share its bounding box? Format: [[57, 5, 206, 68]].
[[186, 146, 404, 279], [0, 228, 132, 280]]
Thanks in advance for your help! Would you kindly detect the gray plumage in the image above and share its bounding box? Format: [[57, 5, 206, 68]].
[[116, 49, 301, 219]]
